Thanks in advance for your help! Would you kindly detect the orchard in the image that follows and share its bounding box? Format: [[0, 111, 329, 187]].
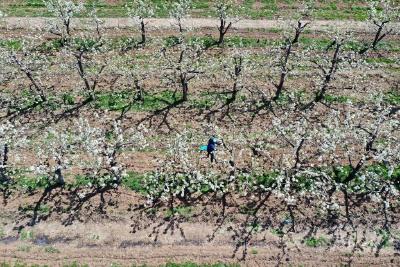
[[0, 0, 399, 266]]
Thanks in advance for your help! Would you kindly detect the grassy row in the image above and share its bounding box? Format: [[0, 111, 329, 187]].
[[1, 0, 374, 20], [4, 87, 399, 117], [112, 164, 400, 193], [4, 164, 398, 228], [6, 163, 398, 196]]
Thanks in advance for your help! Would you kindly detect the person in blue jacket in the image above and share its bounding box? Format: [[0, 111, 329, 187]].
[[207, 136, 222, 163]]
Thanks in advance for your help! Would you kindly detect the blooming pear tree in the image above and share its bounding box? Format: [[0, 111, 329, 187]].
[[270, 10, 311, 102], [0, 121, 27, 204], [213, 0, 241, 46], [126, 0, 155, 46], [160, 40, 204, 103], [42, 0, 110, 121], [205, 50, 249, 122], [43, 0, 84, 45], [169, 0, 193, 34], [360, 0, 400, 54]]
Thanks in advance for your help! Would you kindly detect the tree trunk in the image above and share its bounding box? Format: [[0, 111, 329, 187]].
[[217, 18, 232, 46], [181, 76, 189, 102], [140, 19, 146, 45], [0, 144, 9, 183]]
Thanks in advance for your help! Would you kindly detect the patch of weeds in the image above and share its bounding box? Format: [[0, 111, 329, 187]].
[[89, 233, 100, 241], [192, 1, 209, 10], [313, 7, 367, 20], [44, 246, 60, 253], [19, 230, 34, 241], [294, 175, 314, 191], [24, 0, 46, 8], [122, 172, 146, 193], [391, 167, 400, 190], [73, 38, 102, 52], [164, 36, 182, 47], [366, 164, 391, 179], [16, 175, 50, 193], [331, 165, 352, 183], [17, 245, 31, 252], [38, 39, 63, 52], [376, 229, 390, 248], [189, 94, 217, 109], [376, 40, 400, 52], [95, 90, 179, 112], [0, 40, 23, 50], [255, 171, 279, 188], [365, 164, 400, 189], [95, 91, 133, 111], [165, 206, 192, 219], [366, 57, 397, 65], [225, 36, 274, 48], [18, 204, 50, 217], [384, 91, 400, 105], [69, 175, 92, 189], [250, 248, 258, 255], [189, 36, 215, 49], [238, 204, 257, 215], [199, 184, 212, 194], [300, 37, 332, 50], [62, 93, 76, 105], [343, 40, 365, 51], [270, 228, 284, 237], [0, 227, 5, 238], [323, 94, 352, 104], [305, 236, 328, 247], [274, 92, 292, 105]]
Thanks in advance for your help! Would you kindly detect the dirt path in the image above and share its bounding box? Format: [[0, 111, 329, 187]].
[[1, 17, 400, 33], [1, 220, 399, 266]]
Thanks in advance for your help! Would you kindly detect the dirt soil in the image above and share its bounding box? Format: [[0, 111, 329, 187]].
[[0, 191, 399, 267], [2, 17, 400, 34]]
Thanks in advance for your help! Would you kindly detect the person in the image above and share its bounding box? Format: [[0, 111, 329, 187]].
[[207, 136, 222, 163]]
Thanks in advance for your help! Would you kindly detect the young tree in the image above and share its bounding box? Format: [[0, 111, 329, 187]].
[[160, 41, 204, 102], [0, 36, 54, 121], [43, 0, 84, 45], [43, 0, 108, 121], [270, 7, 311, 101], [213, 0, 240, 46], [360, 0, 399, 54], [302, 33, 348, 110], [169, 0, 192, 34], [206, 50, 248, 121], [126, 0, 155, 46], [0, 122, 26, 204]]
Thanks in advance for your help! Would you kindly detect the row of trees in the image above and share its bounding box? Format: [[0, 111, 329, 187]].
[[0, 0, 399, 261], [122, 0, 239, 47]]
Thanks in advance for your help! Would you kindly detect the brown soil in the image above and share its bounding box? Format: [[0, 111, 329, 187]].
[[1, 193, 399, 267], [2, 17, 400, 34]]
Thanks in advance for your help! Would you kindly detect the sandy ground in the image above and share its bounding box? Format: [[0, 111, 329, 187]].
[[1, 220, 399, 267], [1, 190, 399, 267], [1, 17, 400, 33]]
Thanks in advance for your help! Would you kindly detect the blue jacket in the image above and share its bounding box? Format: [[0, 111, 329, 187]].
[[207, 138, 218, 152]]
